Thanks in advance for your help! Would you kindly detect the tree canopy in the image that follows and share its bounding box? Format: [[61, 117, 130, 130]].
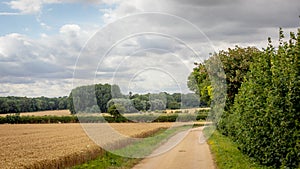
[[68, 83, 202, 114], [189, 28, 299, 168], [188, 46, 260, 109], [0, 96, 68, 114]]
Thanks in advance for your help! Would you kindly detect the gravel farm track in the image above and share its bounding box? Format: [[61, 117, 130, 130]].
[[132, 127, 215, 169]]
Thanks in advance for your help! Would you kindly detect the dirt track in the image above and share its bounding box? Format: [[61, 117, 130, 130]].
[[132, 127, 215, 169]]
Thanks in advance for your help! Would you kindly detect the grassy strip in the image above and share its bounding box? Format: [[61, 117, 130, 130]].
[[206, 129, 270, 169], [73, 124, 199, 169], [71, 152, 139, 169]]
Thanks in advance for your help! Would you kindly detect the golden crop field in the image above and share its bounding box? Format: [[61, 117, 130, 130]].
[[0, 123, 172, 169], [0, 110, 71, 117], [165, 107, 210, 114]]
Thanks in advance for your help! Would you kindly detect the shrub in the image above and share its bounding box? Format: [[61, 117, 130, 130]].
[[223, 29, 300, 168]]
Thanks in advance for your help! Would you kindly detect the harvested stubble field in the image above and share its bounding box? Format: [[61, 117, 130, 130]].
[[0, 123, 172, 169], [0, 110, 71, 117], [165, 107, 210, 114]]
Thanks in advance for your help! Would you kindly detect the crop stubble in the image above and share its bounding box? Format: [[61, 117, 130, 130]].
[[0, 110, 71, 117], [0, 123, 172, 169]]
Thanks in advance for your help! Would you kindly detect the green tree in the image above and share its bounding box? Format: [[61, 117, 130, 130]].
[[181, 93, 200, 108], [68, 83, 123, 114], [107, 104, 125, 119], [0, 98, 9, 113], [167, 101, 180, 109], [188, 46, 259, 109], [187, 63, 211, 105], [149, 99, 165, 111], [95, 83, 123, 113], [172, 93, 181, 102], [108, 98, 138, 113]]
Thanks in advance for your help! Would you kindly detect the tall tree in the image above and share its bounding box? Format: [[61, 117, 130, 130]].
[[188, 46, 260, 109]]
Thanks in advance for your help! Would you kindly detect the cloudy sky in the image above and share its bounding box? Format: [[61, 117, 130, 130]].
[[0, 0, 299, 97]]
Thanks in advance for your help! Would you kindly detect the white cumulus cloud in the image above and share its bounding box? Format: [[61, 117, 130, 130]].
[[6, 0, 42, 14]]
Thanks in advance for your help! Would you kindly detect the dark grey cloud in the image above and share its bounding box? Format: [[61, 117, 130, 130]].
[[0, 60, 72, 79], [108, 0, 299, 46], [170, 0, 300, 43], [170, 0, 299, 27], [0, 62, 26, 77], [23, 61, 64, 74], [1, 0, 299, 96], [173, 0, 241, 7], [0, 90, 9, 94], [0, 77, 35, 84]]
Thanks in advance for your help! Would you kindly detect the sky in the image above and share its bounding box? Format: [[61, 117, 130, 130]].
[[0, 0, 299, 97]]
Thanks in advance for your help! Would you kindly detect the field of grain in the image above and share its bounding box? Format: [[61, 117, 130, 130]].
[[165, 107, 210, 114], [0, 110, 71, 117], [0, 123, 172, 169], [0, 108, 210, 117]]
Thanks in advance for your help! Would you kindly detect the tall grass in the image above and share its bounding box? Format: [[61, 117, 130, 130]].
[[205, 129, 270, 169]]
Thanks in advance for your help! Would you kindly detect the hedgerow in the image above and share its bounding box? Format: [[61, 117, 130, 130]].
[[222, 29, 300, 168], [0, 110, 208, 124]]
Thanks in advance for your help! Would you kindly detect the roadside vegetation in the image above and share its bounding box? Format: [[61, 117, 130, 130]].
[[190, 28, 299, 168], [72, 152, 139, 169], [206, 129, 269, 169]]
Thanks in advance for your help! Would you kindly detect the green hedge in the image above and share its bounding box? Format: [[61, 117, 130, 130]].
[[0, 111, 208, 124], [0, 114, 78, 124], [219, 29, 300, 168]]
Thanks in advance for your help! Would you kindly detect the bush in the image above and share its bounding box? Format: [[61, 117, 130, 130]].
[[0, 116, 5, 124], [220, 29, 300, 168]]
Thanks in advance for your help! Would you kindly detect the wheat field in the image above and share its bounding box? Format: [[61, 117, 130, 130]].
[[0, 123, 172, 169]]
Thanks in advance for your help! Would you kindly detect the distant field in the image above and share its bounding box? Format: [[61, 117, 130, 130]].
[[0, 109, 71, 117], [0, 123, 173, 169], [165, 107, 210, 114], [0, 108, 210, 117]]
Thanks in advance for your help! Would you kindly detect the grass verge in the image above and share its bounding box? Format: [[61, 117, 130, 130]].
[[71, 152, 139, 169], [205, 128, 270, 169]]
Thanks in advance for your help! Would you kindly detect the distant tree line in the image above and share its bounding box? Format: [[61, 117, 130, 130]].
[[0, 84, 203, 115], [68, 83, 203, 114], [0, 96, 68, 114]]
